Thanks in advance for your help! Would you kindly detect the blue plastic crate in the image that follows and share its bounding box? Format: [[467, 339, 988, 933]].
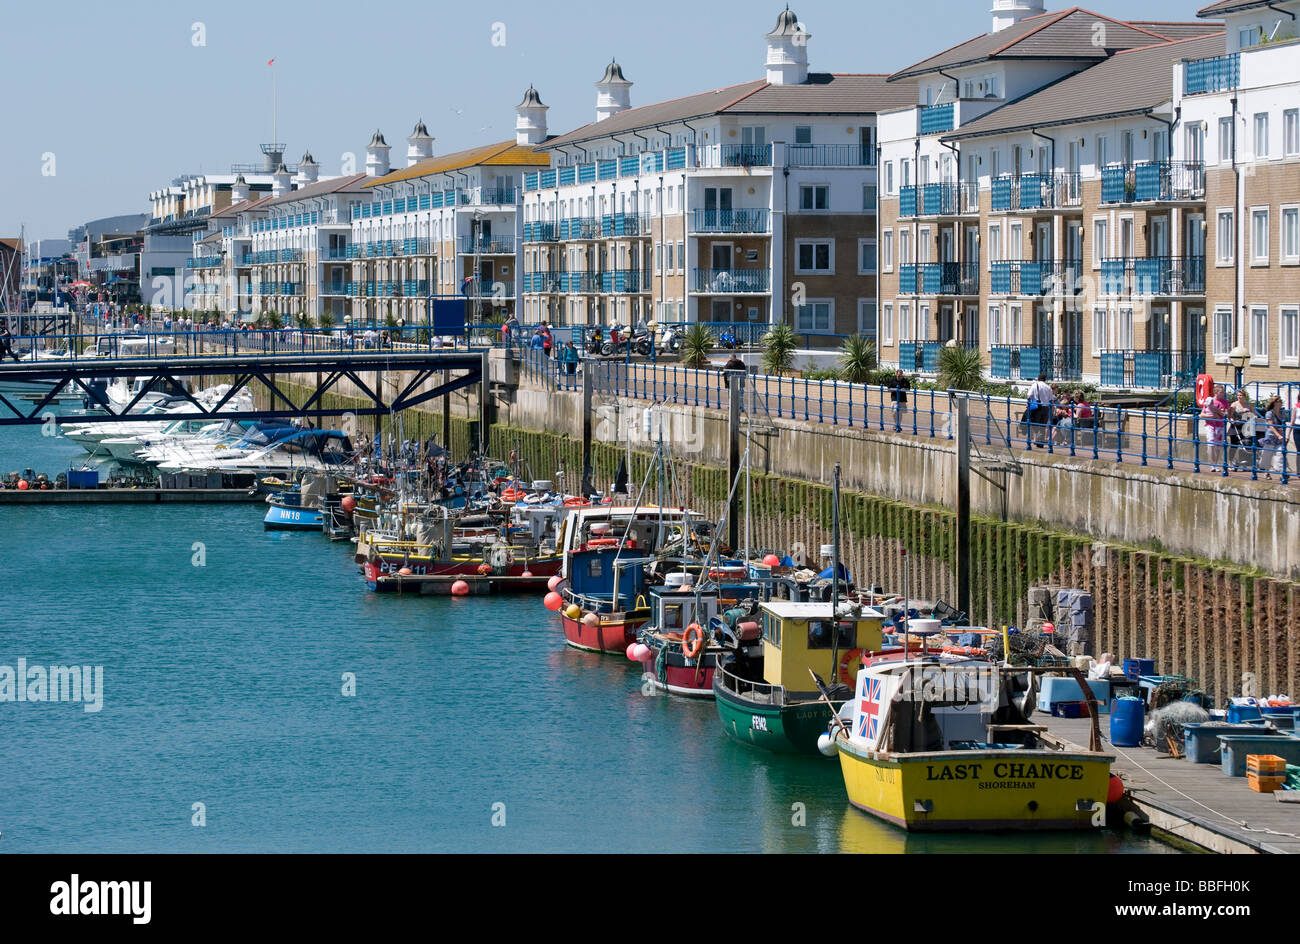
[[1219, 734, 1300, 777], [1227, 703, 1263, 723], [1183, 723, 1279, 764], [1123, 658, 1155, 681]]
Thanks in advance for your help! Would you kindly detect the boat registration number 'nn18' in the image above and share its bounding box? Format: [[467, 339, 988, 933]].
[[751, 715, 768, 732]]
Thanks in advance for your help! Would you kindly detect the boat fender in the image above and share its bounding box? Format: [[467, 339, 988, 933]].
[[838, 649, 864, 686], [682, 623, 705, 659]]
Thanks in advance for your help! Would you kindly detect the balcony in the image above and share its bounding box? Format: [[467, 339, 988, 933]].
[[989, 261, 1050, 296], [322, 282, 349, 296], [694, 144, 773, 169], [601, 213, 650, 237], [898, 341, 944, 372], [1100, 257, 1206, 296], [991, 174, 1081, 212], [899, 262, 980, 296], [522, 222, 557, 243], [1099, 350, 1206, 389], [399, 238, 434, 255], [1101, 162, 1205, 204], [463, 278, 515, 299], [559, 272, 601, 293], [600, 269, 653, 293], [523, 271, 563, 293], [185, 256, 222, 269], [1184, 53, 1238, 95], [784, 144, 876, 167], [320, 247, 351, 261], [691, 208, 771, 233], [989, 345, 1083, 381], [459, 235, 515, 254], [918, 103, 955, 135], [557, 217, 601, 240], [902, 182, 980, 218], [401, 280, 431, 296], [692, 268, 770, 294], [461, 187, 517, 206]]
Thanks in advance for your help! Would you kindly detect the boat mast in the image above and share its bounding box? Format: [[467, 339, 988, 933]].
[[829, 461, 842, 679]]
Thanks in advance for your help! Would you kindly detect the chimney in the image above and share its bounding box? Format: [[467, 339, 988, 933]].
[[765, 7, 810, 86], [407, 119, 435, 166], [514, 86, 548, 146], [991, 0, 1045, 33], [296, 152, 319, 185], [271, 163, 292, 198], [365, 130, 391, 177], [595, 60, 633, 122], [232, 174, 251, 204]]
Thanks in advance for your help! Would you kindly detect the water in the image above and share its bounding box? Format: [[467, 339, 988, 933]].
[[0, 425, 1175, 852]]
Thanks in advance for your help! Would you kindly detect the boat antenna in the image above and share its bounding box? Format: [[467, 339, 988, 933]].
[[829, 462, 842, 681]]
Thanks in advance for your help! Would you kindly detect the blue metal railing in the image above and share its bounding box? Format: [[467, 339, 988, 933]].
[[918, 103, 955, 135], [1185, 53, 1239, 95], [692, 269, 770, 293], [691, 208, 770, 233], [459, 236, 514, 254]]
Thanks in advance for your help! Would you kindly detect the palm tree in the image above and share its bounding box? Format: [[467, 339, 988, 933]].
[[838, 334, 878, 384], [680, 323, 715, 369], [937, 342, 984, 391], [319, 310, 335, 332], [761, 322, 798, 375]]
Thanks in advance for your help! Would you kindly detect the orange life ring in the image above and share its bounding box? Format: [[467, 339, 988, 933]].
[[501, 489, 523, 502], [941, 645, 987, 658], [838, 648, 864, 686], [1195, 373, 1214, 407], [682, 623, 704, 659], [563, 496, 590, 506]]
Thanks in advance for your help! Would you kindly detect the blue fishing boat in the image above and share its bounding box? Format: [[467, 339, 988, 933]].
[[263, 491, 325, 531]]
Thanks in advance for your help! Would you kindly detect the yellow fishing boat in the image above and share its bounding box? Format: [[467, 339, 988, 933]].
[[831, 639, 1113, 832]]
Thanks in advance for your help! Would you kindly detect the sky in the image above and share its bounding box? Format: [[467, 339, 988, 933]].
[[0, 0, 1212, 243]]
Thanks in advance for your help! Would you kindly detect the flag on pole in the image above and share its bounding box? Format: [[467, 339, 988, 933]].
[[267, 58, 275, 66]]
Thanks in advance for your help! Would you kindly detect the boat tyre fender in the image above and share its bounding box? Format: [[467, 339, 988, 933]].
[[838, 648, 863, 686], [683, 623, 705, 659]]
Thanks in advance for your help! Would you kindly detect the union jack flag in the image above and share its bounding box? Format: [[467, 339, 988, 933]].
[[858, 675, 884, 740]]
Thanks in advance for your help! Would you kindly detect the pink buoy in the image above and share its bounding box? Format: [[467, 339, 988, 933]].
[[521, 570, 533, 578], [762, 553, 781, 567], [626, 643, 638, 661], [547, 575, 562, 591], [582, 612, 600, 627], [341, 495, 357, 512], [1042, 621, 1056, 635], [397, 567, 412, 576], [632, 643, 652, 662], [450, 580, 470, 596], [543, 591, 564, 611]]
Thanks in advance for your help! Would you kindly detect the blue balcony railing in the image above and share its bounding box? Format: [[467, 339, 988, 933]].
[[558, 217, 601, 240], [691, 208, 770, 233], [1101, 257, 1206, 296], [459, 235, 514, 254], [989, 345, 1082, 381], [1185, 53, 1239, 95], [900, 186, 918, 218], [523, 222, 557, 243], [991, 174, 1082, 211], [693, 268, 770, 293], [1099, 350, 1207, 389], [918, 103, 955, 135], [990, 261, 1049, 296], [1104, 161, 1206, 204]]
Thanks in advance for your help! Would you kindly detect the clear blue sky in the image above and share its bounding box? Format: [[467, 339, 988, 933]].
[[1, 0, 1210, 242]]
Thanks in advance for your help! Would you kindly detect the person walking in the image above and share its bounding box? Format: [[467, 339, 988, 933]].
[[1026, 374, 1054, 447], [0, 323, 21, 362], [1202, 383, 1229, 466], [1260, 395, 1288, 479], [888, 368, 911, 432], [1227, 389, 1259, 469], [559, 340, 579, 376]]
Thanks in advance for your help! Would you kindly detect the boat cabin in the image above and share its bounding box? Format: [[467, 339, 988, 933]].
[[759, 601, 884, 695]]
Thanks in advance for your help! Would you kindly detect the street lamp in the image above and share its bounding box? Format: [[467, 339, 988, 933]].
[[1228, 345, 1249, 392]]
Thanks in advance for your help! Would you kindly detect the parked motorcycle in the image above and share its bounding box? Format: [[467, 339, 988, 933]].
[[658, 325, 682, 354]]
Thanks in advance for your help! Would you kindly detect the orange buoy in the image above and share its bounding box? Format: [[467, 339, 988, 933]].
[[341, 495, 357, 512], [682, 623, 705, 659], [16, 479, 28, 491], [1107, 774, 1125, 804], [450, 580, 470, 596]]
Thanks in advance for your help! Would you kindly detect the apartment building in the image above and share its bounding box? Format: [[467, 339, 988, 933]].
[[876, 2, 1229, 386], [521, 9, 914, 343], [1177, 0, 1300, 386], [353, 114, 549, 327]]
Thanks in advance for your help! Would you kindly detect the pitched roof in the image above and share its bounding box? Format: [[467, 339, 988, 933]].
[[0, 237, 22, 252], [210, 194, 273, 219], [945, 33, 1225, 141], [1197, 0, 1285, 15], [542, 74, 912, 149], [888, 8, 1184, 81], [259, 173, 368, 209], [366, 140, 549, 187], [1127, 20, 1225, 39]]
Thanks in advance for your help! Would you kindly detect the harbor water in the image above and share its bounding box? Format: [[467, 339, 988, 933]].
[[0, 425, 1175, 853]]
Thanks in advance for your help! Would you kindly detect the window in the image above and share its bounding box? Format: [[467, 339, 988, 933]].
[[901, 159, 912, 188], [1286, 110, 1300, 156], [917, 227, 931, 264], [1212, 306, 1233, 359], [858, 299, 877, 339], [799, 185, 829, 210], [655, 243, 662, 273], [1117, 307, 1134, 349], [795, 300, 833, 334], [666, 242, 674, 271], [882, 231, 893, 272], [1219, 117, 1233, 163], [1240, 27, 1260, 48], [1251, 208, 1269, 265], [1283, 206, 1299, 264], [1008, 304, 1021, 345], [1186, 125, 1203, 164], [1096, 135, 1109, 168], [1217, 210, 1235, 264], [899, 302, 912, 341], [882, 303, 894, 345], [862, 183, 877, 210], [899, 229, 912, 266], [1092, 218, 1108, 268], [991, 149, 1001, 179], [858, 238, 877, 274], [988, 224, 1002, 266], [796, 240, 833, 273], [990, 305, 1002, 345], [676, 240, 684, 272], [884, 161, 894, 195], [1251, 305, 1269, 364], [1255, 113, 1269, 158], [1009, 223, 1023, 261], [1282, 306, 1299, 365], [794, 125, 812, 145], [1092, 307, 1108, 356]]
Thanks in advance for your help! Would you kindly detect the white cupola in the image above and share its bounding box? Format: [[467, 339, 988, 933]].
[[271, 162, 292, 198], [296, 151, 319, 185], [365, 130, 391, 177], [407, 119, 434, 166], [515, 86, 548, 146], [991, 0, 1045, 33], [765, 7, 810, 86], [231, 174, 250, 204], [595, 60, 633, 122]]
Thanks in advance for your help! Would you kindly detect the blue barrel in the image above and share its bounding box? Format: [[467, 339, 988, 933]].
[[1109, 696, 1144, 747]]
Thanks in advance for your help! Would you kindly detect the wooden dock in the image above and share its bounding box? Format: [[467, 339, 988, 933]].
[[0, 488, 263, 504], [1043, 714, 1300, 854]]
